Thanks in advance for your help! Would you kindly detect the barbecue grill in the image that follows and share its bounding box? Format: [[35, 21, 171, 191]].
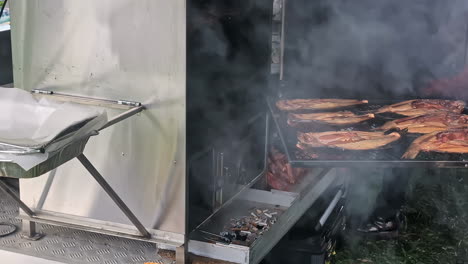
[[268, 98, 468, 168], [2, 0, 466, 263]]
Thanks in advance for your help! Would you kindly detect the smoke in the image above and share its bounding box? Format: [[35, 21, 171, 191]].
[[284, 0, 468, 99]]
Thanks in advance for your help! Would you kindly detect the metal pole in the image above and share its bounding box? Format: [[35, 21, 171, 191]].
[[77, 154, 151, 238], [0, 179, 35, 217], [0, 0, 7, 20], [99, 106, 145, 131], [279, 0, 287, 81]]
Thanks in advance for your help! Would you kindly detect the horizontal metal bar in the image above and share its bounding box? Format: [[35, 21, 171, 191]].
[[17, 212, 184, 249], [31, 89, 143, 110], [99, 105, 145, 131]]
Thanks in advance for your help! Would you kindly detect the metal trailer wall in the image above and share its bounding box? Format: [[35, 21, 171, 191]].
[[9, 0, 186, 241]]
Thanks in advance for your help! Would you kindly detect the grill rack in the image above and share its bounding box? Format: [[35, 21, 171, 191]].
[[267, 98, 468, 168]]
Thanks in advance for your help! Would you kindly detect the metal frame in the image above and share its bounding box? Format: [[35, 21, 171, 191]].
[[0, 91, 184, 254], [267, 98, 468, 168]]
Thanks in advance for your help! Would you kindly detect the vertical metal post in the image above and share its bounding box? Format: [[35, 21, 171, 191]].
[[21, 220, 43, 241], [77, 154, 151, 238], [279, 0, 287, 81], [0, 180, 43, 240], [175, 245, 186, 264]]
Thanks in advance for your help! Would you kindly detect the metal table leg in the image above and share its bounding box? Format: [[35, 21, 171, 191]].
[[77, 154, 151, 238], [176, 245, 185, 264], [0, 180, 43, 240], [0, 180, 35, 217]]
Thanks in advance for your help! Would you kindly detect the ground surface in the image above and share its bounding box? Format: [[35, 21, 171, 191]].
[[335, 169, 468, 264]]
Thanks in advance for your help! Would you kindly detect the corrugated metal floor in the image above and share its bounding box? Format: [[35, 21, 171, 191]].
[[0, 186, 175, 264]]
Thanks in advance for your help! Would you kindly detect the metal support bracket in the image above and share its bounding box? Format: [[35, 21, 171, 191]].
[[0, 91, 152, 240], [0, 180, 44, 240], [77, 154, 151, 238]]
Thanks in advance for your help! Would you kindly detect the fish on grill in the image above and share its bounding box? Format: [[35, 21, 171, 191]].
[[297, 131, 401, 150], [378, 113, 468, 134], [402, 128, 468, 159], [288, 111, 375, 126], [375, 99, 465, 116], [276, 99, 368, 111]]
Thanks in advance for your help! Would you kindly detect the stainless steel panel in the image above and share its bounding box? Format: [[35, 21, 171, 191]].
[[10, 0, 186, 235]]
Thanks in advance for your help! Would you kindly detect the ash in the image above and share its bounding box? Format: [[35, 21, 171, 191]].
[[220, 207, 283, 246]]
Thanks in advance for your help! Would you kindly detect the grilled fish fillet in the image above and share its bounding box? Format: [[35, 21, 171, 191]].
[[375, 99, 465, 116], [378, 113, 468, 134], [288, 111, 375, 126], [402, 128, 468, 159], [297, 131, 401, 150], [276, 99, 368, 111]]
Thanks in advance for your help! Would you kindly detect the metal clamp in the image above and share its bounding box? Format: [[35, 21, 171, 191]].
[[30, 89, 144, 110], [32, 89, 54, 95], [117, 100, 142, 107]]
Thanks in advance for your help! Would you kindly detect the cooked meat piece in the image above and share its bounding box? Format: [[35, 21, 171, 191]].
[[267, 172, 292, 191], [267, 148, 307, 187], [297, 131, 401, 150], [276, 99, 368, 111], [375, 99, 465, 116], [288, 111, 375, 126], [379, 113, 468, 134], [402, 128, 468, 159]]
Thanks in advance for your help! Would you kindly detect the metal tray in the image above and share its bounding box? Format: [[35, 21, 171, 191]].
[[189, 169, 341, 264], [0, 135, 91, 179], [268, 98, 468, 168]]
